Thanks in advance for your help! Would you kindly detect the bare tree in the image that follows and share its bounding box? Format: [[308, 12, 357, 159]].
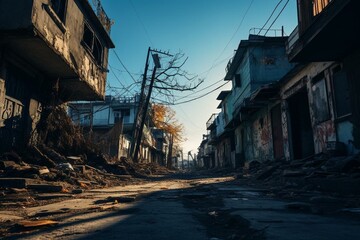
[[152, 51, 204, 104]]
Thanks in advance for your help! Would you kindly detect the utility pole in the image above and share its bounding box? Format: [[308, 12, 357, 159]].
[[131, 50, 172, 162], [130, 47, 151, 161]]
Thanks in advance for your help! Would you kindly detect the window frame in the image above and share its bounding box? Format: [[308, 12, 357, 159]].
[[81, 22, 104, 66], [311, 72, 331, 124]]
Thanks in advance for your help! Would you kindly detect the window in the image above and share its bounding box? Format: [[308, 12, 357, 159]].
[[332, 66, 351, 118], [313, 0, 332, 16], [114, 109, 130, 123], [82, 23, 104, 65], [311, 73, 330, 123], [235, 74, 242, 88], [50, 0, 67, 22]]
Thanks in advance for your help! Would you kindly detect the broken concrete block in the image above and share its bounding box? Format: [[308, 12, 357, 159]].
[[73, 165, 86, 173], [27, 184, 63, 193], [35, 193, 71, 200], [0, 178, 29, 188], [67, 156, 83, 164], [0, 161, 17, 169], [72, 189, 83, 194], [38, 167, 50, 175]]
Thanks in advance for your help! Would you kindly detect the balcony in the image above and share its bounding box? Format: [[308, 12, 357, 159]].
[[288, 0, 359, 62], [206, 113, 218, 130], [0, 0, 114, 101]]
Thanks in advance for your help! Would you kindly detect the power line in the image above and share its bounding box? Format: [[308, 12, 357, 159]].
[[170, 81, 230, 106], [208, 0, 255, 76], [175, 77, 226, 101], [129, 0, 154, 46], [112, 49, 138, 83], [109, 65, 138, 97], [257, 0, 284, 35], [264, 0, 290, 36]]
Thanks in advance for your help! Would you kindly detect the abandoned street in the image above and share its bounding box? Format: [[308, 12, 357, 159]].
[[2, 0, 360, 239], [1, 171, 360, 240]]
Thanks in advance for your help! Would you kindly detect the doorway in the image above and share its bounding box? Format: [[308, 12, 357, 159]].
[[287, 88, 315, 159]]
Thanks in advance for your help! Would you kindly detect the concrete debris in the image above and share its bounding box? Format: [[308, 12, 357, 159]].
[[17, 219, 59, 228], [0, 178, 31, 189], [57, 162, 74, 172], [27, 184, 64, 193]]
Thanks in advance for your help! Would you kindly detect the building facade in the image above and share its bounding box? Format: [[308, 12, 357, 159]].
[[0, 0, 114, 152]]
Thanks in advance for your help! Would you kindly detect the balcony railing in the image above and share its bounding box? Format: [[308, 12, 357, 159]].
[[286, 26, 299, 54], [206, 113, 218, 130]]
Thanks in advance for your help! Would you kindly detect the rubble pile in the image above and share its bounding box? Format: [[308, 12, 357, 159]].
[[242, 153, 360, 196], [0, 107, 174, 207]]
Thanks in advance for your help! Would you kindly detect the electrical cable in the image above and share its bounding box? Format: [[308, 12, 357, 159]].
[[257, 0, 284, 35], [264, 0, 290, 36]]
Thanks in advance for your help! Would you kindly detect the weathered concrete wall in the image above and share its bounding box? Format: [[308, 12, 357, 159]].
[[232, 54, 251, 111], [236, 107, 275, 163], [280, 62, 339, 158], [250, 46, 294, 91], [31, 0, 109, 99], [251, 108, 274, 161], [215, 138, 231, 167]]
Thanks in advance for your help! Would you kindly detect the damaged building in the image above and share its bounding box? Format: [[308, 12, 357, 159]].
[[68, 95, 170, 164], [285, 0, 360, 157], [200, 0, 360, 169], [204, 34, 294, 168], [0, 0, 114, 152]]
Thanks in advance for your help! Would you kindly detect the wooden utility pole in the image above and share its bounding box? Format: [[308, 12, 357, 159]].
[[130, 47, 151, 161]]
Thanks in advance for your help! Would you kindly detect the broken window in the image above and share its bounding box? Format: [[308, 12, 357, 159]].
[[312, 0, 332, 16], [82, 23, 104, 65], [332, 66, 351, 119], [50, 0, 67, 22], [311, 73, 330, 123]]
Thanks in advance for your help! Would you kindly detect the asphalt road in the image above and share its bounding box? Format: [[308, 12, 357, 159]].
[[2, 172, 360, 240]]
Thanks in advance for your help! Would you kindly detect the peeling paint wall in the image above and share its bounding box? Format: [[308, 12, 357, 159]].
[[31, 0, 109, 99], [280, 62, 341, 159]]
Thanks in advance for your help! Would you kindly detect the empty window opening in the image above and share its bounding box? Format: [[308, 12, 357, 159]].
[[50, 0, 67, 22], [82, 23, 103, 65], [311, 73, 330, 123], [332, 66, 351, 118]]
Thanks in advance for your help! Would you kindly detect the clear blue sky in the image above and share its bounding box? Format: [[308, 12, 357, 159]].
[[101, 0, 298, 155]]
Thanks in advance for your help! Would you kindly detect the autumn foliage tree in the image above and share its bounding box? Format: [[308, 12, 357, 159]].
[[151, 103, 184, 168]]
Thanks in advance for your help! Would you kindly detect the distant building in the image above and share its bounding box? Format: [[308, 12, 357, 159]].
[[204, 34, 294, 168], [0, 0, 114, 152], [68, 95, 168, 163]]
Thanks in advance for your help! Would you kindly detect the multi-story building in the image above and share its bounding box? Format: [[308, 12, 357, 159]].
[[68, 95, 169, 163], [285, 0, 360, 157], [68, 95, 138, 160], [215, 34, 294, 167], [0, 0, 114, 152]]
